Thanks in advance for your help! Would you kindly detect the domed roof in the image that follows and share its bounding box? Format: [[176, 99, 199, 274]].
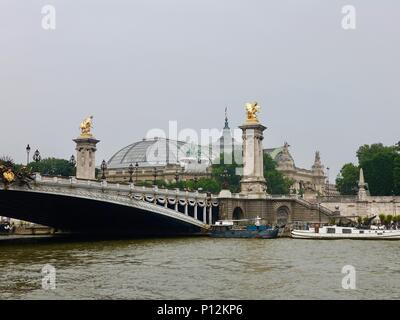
[[107, 137, 212, 169]]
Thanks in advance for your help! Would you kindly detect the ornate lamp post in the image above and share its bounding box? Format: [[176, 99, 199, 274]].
[[69, 155, 76, 167], [153, 167, 158, 185], [175, 169, 180, 183], [26, 144, 31, 165], [128, 163, 134, 183], [33, 149, 41, 162], [101, 160, 107, 180], [69, 155, 76, 177], [135, 162, 139, 183]]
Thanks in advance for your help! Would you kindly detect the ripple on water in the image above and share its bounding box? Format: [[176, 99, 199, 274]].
[[0, 237, 399, 299]]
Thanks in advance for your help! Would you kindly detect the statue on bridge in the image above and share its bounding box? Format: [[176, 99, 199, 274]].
[[245, 102, 260, 123], [0, 164, 34, 190], [80, 116, 94, 137]]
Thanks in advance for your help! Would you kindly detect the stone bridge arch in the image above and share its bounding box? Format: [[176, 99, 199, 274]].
[[232, 207, 244, 220], [274, 204, 292, 226]]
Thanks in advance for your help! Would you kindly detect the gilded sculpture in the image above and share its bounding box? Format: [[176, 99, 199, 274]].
[[245, 102, 260, 123], [80, 116, 94, 137], [3, 169, 15, 183]]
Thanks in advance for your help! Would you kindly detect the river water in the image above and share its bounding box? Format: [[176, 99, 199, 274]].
[[0, 236, 399, 300]]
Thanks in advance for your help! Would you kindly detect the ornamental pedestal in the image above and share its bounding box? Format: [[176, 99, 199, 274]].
[[239, 122, 267, 196], [73, 137, 100, 180]]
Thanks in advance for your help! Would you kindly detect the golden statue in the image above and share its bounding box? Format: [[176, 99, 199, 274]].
[[3, 169, 15, 183], [80, 116, 94, 137], [245, 102, 260, 123]]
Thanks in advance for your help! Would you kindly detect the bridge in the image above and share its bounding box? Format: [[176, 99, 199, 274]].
[[0, 174, 219, 236]]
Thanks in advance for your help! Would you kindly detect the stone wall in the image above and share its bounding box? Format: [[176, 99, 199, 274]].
[[319, 196, 400, 218], [219, 196, 332, 227]]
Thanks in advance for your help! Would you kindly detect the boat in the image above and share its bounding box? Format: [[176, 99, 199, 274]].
[[291, 225, 400, 240], [210, 217, 279, 239], [0, 222, 12, 235]]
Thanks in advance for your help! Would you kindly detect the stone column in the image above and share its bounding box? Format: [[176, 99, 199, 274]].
[[73, 137, 100, 180], [239, 122, 267, 196]]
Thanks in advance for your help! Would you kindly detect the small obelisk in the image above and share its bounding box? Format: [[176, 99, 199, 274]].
[[358, 168, 367, 200], [239, 102, 267, 196], [73, 116, 100, 180]]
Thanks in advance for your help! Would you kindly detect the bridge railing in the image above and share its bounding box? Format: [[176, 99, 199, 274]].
[[34, 174, 219, 201], [32, 174, 219, 225]]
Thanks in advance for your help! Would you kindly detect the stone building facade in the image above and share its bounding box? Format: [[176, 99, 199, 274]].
[[264, 142, 338, 197]]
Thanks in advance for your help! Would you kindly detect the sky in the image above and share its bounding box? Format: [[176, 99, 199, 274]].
[[0, 0, 399, 179]]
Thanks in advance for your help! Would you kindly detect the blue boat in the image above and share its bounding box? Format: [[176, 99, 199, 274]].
[[210, 217, 280, 239]]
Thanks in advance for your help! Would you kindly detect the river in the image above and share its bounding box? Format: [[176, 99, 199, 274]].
[[0, 236, 399, 300]]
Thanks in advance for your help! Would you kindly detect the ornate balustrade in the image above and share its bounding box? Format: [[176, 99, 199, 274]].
[[30, 174, 218, 225]]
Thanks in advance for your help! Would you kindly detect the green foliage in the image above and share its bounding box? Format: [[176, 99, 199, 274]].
[[357, 144, 398, 196], [379, 214, 386, 224], [362, 216, 370, 224], [28, 158, 75, 177], [336, 163, 359, 195], [386, 215, 393, 226], [0, 155, 21, 171], [337, 143, 400, 196], [211, 153, 241, 193], [166, 178, 221, 194], [263, 154, 292, 195]]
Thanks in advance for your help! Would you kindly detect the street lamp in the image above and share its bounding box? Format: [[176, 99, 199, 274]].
[[153, 167, 157, 185], [128, 163, 134, 183], [26, 144, 31, 165], [175, 169, 180, 183], [69, 155, 76, 167], [135, 162, 139, 183], [101, 160, 107, 180], [33, 149, 41, 162]]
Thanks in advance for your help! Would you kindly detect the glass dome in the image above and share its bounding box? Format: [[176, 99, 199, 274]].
[[107, 137, 213, 170]]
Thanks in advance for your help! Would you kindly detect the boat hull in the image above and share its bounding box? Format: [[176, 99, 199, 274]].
[[211, 228, 279, 239], [291, 230, 400, 240]]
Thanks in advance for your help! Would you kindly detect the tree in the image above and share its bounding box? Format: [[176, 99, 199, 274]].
[[386, 215, 394, 227], [379, 214, 386, 225], [263, 154, 293, 195], [336, 163, 359, 195], [336, 143, 400, 196], [28, 158, 75, 177], [357, 144, 398, 196], [394, 156, 400, 195], [211, 153, 242, 193]]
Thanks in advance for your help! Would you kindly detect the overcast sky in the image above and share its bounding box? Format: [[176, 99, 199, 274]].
[[1, 0, 399, 179]]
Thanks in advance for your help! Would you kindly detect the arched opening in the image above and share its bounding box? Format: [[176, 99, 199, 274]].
[[276, 206, 290, 227], [232, 207, 244, 220]]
